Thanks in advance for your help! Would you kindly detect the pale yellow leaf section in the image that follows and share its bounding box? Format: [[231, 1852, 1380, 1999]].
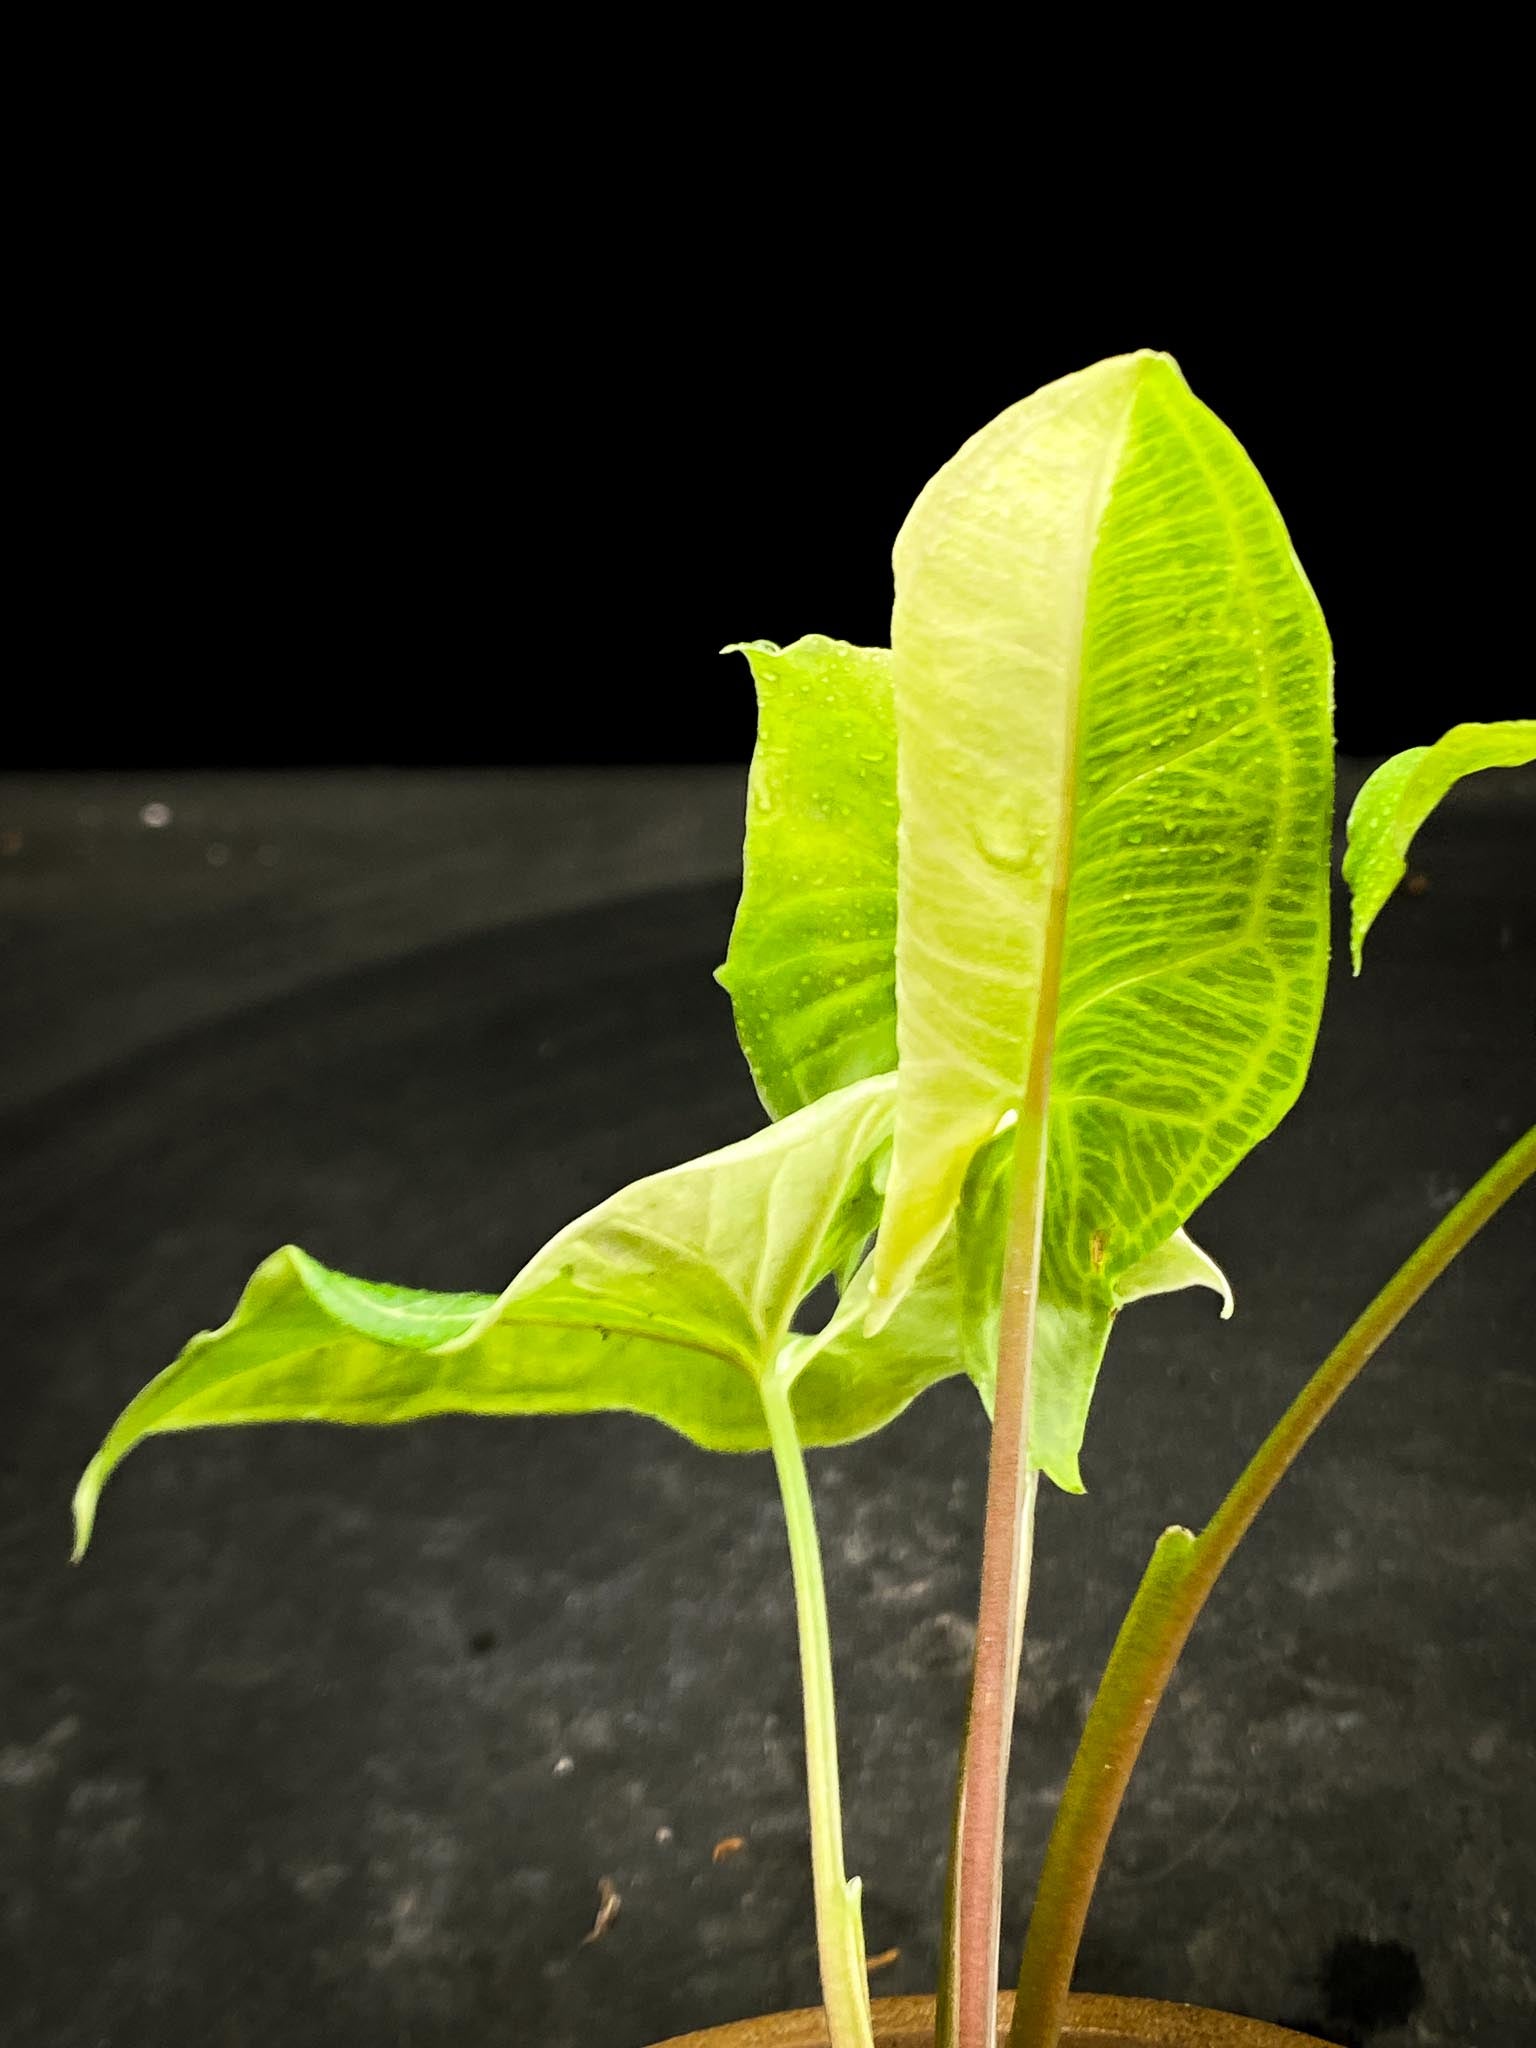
[[870, 355, 1149, 1317]]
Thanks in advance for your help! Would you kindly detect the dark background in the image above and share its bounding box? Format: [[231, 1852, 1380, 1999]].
[[9, 81, 1534, 2048], [27, 140, 1529, 769], [4, 768, 1533, 2048]]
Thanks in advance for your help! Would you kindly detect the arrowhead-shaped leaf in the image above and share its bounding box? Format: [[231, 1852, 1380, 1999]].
[[869, 351, 1334, 1340], [1342, 719, 1536, 970], [717, 637, 898, 1119], [73, 1075, 905, 1558]]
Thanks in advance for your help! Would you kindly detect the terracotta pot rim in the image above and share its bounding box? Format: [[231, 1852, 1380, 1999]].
[[651, 1989, 1327, 2046]]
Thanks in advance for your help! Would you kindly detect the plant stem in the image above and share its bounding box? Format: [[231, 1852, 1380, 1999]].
[[940, 865, 1068, 2048], [1008, 1119, 1536, 2048], [760, 1369, 874, 2048]]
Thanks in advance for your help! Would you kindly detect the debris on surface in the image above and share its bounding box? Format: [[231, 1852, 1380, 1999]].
[[867, 1948, 900, 1973], [711, 1835, 746, 1864], [579, 1875, 621, 1947], [552, 1755, 575, 1777], [654, 1824, 673, 1845], [1405, 871, 1431, 896]]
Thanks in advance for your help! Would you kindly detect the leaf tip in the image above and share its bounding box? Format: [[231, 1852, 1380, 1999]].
[[861, 1287, 896, 1339], [1137, 344, 1185, 382], [1040, 1452, 1087, 1496], [70, 1460, 104, 1563]]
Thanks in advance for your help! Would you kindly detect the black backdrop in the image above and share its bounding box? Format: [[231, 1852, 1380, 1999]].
[[27, 145, 1530, 767], [10, 78, 1536, 2048]]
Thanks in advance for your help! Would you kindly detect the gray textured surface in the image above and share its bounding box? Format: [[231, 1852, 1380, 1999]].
[[0, 769, 747, 1113], [0, 768, 1532, 2048]]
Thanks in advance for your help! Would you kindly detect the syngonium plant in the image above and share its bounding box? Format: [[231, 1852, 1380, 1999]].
[[73, 352, 1535, 2048]]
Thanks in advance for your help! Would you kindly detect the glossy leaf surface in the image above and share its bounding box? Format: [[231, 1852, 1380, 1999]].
[[717, 637, 898, 1119], [871, 351, 1334, 1343]]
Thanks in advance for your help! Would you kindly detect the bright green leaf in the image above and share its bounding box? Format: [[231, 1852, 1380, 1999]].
[[783, 1247, 966, 1451], [870, 351, 1334, 1373], [1115, 1228, 1233, 1317], [717, 637, 898, 1119], [73, 1075, 904, 1558], [288, 1266, 496, 1347], [956, 1124, 1233, 1490], [793, 1121, 1231, 1493], [1342, 719, 1536, 971], [1024, 1230, 1233, 1495]]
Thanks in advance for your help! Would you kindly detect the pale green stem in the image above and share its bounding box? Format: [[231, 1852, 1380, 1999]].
[[1009, 1120, 1536, 2048], [939, 1047, 1057, 2048], [937, 769, 1072, 2048], [761, 1369, 874, 2048]]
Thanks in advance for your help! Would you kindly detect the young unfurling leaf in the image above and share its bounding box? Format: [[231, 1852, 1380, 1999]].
[[1343, 719, 1536, 970]]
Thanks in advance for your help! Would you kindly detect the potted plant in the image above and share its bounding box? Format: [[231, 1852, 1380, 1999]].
[[71, 352, 1534, 2048]]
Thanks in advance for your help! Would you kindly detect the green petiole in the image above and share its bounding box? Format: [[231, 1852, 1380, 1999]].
[[760, 1368, 874, 2048], [1008, 1121, 1536, 2048]]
